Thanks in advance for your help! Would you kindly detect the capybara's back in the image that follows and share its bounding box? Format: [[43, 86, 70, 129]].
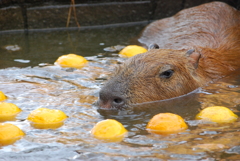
[[98, 2, 240, 109], [139, 2, 240, 51]]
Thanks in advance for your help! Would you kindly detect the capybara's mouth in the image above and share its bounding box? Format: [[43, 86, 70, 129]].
[[94, 98, 129, 110]]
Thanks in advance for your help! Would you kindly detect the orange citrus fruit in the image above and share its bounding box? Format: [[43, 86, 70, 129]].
[[119, 45, 147, 58], [146, 113, 188, 135], [196, 106, 238, 123], [55, 53, 88, 68], [0, 102, 21, 121], [91, 119, 128, 142], [0, 91, 7, 101], [0, 123, 25, 146], [27, 108, 67, 129]]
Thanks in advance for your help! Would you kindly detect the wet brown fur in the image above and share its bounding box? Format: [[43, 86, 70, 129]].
[[99, 2, 240, 107]]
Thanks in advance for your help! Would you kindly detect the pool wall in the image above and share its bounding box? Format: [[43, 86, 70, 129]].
[[0, 0, 239, 32]]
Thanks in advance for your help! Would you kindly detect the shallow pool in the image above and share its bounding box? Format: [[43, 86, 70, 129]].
[[0, 24, 240, 160]]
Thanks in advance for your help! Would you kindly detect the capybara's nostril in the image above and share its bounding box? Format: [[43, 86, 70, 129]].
[[112, 97, 125, 106]]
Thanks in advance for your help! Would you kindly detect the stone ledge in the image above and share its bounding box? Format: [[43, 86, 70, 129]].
[[28, 1, 150, 29], [0, 1, 151, 31], [0, 0, 239, 31]]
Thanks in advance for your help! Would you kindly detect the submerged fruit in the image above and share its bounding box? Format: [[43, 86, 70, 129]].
[[0, 91, 7, 101], [55, 53, 88, 68], [196, 106, 238, 123], [119, 45, 147, 57], [0, 123, 25, 146], [146, 113, 188, 135], [0, 102, 21, 121], [91, 119, 128, 142], [27, 108, 68, 129]]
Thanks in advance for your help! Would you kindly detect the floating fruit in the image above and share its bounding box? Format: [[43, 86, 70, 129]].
[[0, 91, 7, 101], [0, 123, 25, 146], [119, 45, 147, 58], [146, 113, 188, 135], [0, 102, 21, 122], [196, 106, 238, 123], [27, 108, 67, 129], [91, 119, 128, 142], [55, 53, 88, 68]]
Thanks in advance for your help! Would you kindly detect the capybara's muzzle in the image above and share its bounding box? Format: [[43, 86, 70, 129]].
[[98, 88, 127, 110]]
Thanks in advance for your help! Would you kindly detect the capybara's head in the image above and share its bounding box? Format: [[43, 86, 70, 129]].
[[98, 48, 206, 109]]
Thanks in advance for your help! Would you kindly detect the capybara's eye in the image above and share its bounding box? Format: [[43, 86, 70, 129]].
[[159, 70, 174, 79]]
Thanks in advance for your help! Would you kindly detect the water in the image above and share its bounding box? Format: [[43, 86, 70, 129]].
[[0, 23, 144, 68], [0, 24, 240, 160]]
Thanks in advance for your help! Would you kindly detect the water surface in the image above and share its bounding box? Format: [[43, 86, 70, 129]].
[[0, 25, 240, 160]]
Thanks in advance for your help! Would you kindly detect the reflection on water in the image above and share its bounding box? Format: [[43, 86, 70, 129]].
[[0, 25, 240, 160], [0, 24, 144, 68]]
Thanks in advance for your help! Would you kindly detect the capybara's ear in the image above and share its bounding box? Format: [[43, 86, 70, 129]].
[[186, 49, 201, 69], [148, 43, 160, 50]]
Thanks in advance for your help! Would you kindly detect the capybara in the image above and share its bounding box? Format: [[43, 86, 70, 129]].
[[98, 2, 240, 109]]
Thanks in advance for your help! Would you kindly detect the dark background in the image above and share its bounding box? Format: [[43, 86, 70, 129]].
[[0, 0, 240, 31]]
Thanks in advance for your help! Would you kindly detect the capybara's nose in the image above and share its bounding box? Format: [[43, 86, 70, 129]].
[[98, 89, 126, 109]]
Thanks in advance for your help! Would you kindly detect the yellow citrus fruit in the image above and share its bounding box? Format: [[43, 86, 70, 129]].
[[0, 91, 7, 101], [196, 106, 238, 123], [27, 108, 67, 129], [55, 54, 88, 68], [146, 113, 188, 135], [0, 123, 25, 146], [91, 119, 128, 142], [119, 45, 147, 58], [0, 102, 21, 121]]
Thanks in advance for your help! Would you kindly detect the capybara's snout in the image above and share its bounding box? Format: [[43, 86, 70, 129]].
[[98, 87, 127, 110]]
